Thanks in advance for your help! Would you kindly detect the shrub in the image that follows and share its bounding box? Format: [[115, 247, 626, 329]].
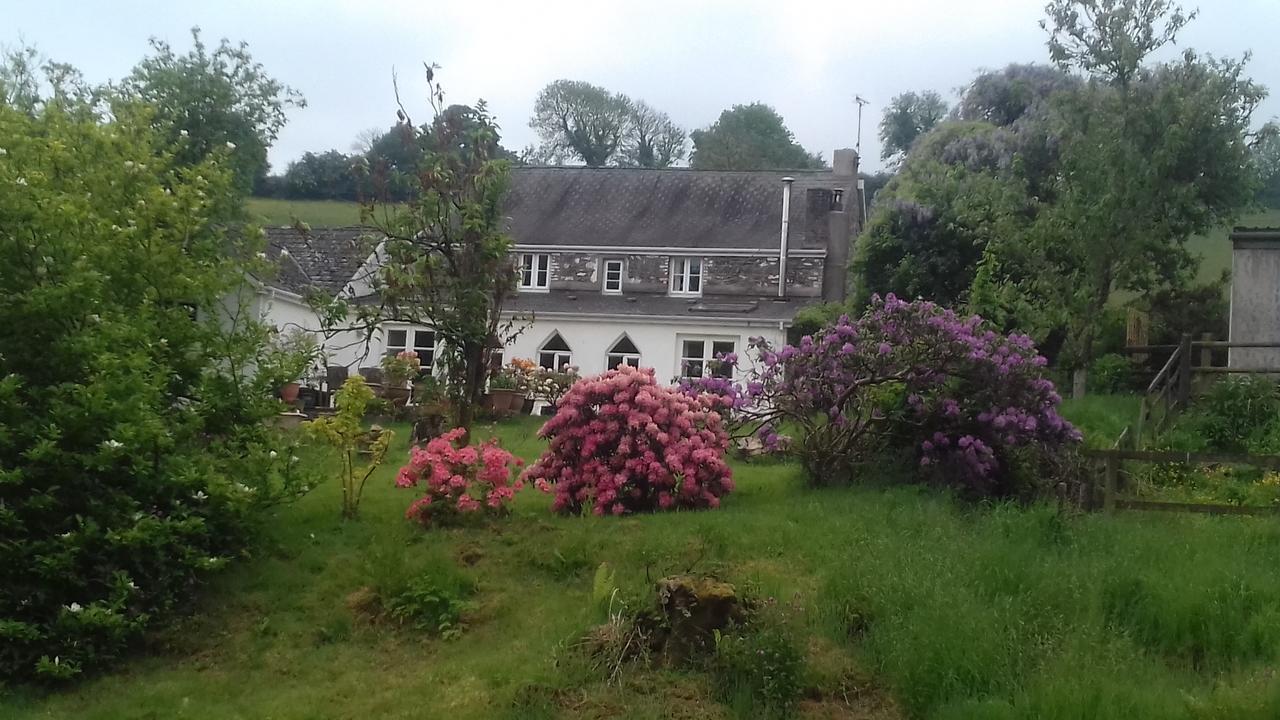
[[1184, 376, 1279, 453], [385, 571, 473, 640], [396, 427, 524, 526], [727, 295, 1080, 495], [305, 376, 394, 519], [1089, 353, 1135, 394], [0, 98, 313, 681], [525, 365, 735, 515]]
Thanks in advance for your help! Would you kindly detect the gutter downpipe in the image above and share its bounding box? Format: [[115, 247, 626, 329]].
[[778, 176, 794, 298]]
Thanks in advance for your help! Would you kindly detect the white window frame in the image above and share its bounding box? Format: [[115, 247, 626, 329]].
[[605, 334, 641, 369], [669, 257, 702, 297], [385, 326, 436, 374], [677, 335, 737, 379], [519, 253, 551, 291], [602, 258, 624, 295], [538, 333, 573, 371]]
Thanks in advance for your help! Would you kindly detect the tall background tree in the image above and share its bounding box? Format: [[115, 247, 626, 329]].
[[123, 27, 304, 194], [529, 80, 686, 168], [878, 90, 948, 165], [690, 103, 826, 170], [856, 2, 1264, 386], [529, 79, 633, 166]]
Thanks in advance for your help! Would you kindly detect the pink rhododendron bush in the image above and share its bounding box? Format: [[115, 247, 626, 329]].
[[396, 428, 524, 526], [721, 295, 1081, 496], [525, 365, 735, 515]]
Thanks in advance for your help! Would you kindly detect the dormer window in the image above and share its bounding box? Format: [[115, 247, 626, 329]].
[[602, 259, 624, 294], [669, 257, 702, 296], [519, 253, 550, 291]]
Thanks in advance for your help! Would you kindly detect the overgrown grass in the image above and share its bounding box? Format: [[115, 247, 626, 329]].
[[4, 415, 1279, 719], [1059, 394, 1141, 448]]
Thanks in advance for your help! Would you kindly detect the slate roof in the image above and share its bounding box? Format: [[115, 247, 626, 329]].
[[503, 166, 844, 250], [261, 226, 374, 296], [503, 290, 812, 323]]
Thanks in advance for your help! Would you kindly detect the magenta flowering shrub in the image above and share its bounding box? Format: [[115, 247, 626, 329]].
[[396, 428, 525, 526], [729, 295, 1080, 495], [525, 365, 735, 515]]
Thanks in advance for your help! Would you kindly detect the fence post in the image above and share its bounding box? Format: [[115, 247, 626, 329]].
[[1177, 333, 1193, 407], [1199, 333, 1213, 368], [1103, 456, 1118, 513]]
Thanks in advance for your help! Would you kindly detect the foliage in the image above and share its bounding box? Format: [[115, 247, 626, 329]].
[[1253, 121, 1280, 208], [381, 350, 422, 388], [1182, 376, 1279, 453], [878, 90, 948, 164], [1143, 271, 1229, 346], [487, 369, 519, 391], [689, 103, 825, 171], [0, 89, 311, 682], [525, 366, 735, 515], [529, 80, 632, 167], [954, 63, 1079, 128], [396, 427, 524, 527], [304, 376, 393, 518], [854, 160, 1030, 309], [270, 328, 321, 385], [788, 302, 849, 345], [122, 27, 304, 194], [528, 81, 686, 168], [710, 621, 805, 718], [621, 100, 687, 168], [281, 149, 359, 200], [1008, 0, 1262, 371], [316, 66, 520, 432], [727, 296, 1080, 495], [1087, 353, 1135, 395], [384, 569, 473, 639]]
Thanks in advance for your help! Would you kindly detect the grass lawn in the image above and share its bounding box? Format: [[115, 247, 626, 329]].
[[6, 416, 1280, 719]]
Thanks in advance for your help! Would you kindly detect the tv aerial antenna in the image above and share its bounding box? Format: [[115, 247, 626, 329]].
[[854, 95, 870, 154]]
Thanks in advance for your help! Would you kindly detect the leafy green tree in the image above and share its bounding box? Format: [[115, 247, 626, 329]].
[[1252, 121, 1280, 208], [324, 68, 519, 432], [621, 100, 687, 168], [690, 103, 826, 170], [954, 63, 1078, 127], [283, 149, 359, 200], [878, 90, 948, 164], [0, 70, 312, 681], [1023, 0, 1262, 375], [530, 79, 632, 166], [123, 27, 304, 193]]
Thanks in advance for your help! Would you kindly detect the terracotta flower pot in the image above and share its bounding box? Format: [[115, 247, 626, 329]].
[[280, 382, 301, 404]]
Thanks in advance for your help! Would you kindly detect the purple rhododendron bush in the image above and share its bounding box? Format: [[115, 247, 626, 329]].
[[726, 295, 1082, 496], [524, 365, 735, 515]]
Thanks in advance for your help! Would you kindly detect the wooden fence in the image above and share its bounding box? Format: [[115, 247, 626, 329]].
[[1084, 448, 1280, 516], [1122, 334, 1280, 448]]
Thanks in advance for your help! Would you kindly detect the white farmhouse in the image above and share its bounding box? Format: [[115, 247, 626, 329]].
[[243, 149, 865, 389]]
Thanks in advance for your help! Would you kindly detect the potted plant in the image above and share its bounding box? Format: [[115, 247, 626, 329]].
[[507, 358, 538, 414], [381, 351, 421, 408], [486, 370, 523, 414], [273, 330, 320, 406]]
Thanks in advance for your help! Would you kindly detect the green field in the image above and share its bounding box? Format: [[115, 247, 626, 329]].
[[6, 415, 1280, 719], [247, 197, 365, 227], [1185, 209, 1280, 283]]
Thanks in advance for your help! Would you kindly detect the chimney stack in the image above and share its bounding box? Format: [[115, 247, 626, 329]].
[[822, 149, 861, 303]]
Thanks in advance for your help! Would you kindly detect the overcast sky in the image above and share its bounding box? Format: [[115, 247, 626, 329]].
[[6, 0, 1278, 173]]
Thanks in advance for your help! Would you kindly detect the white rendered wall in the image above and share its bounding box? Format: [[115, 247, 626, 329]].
[[501, 316, 788, 382]]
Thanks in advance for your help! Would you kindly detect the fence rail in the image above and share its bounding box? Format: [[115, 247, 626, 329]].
[[1126, 335, 1280, 448], [1083, 448, 1280, 516]]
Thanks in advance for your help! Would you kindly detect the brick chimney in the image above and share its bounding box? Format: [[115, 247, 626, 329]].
[[822, 148, 861, 302]]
